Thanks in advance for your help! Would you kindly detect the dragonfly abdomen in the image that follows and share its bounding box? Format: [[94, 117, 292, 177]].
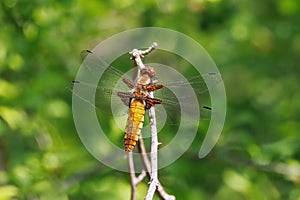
[[124, 99, 145, 152]]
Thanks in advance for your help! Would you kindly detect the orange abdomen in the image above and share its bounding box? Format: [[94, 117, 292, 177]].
[[124, 99, 145, 152]]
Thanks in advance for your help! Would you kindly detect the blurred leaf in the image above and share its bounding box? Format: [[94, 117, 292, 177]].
[[0, 185, 19, 200], [0, 106, 27, 130], [0, 80, 20, 99]]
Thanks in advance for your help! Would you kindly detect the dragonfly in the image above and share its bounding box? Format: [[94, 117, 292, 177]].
[[70, 49, 221, 152]]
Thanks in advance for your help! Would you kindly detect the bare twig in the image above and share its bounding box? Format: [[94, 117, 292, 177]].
[[138, 137, 176, 200], [130, 42, 158, 78], [127, 43, 158, 200], [145, 93, 159, 200], [128, 152, 147, 200], [128, 152, 146, 200], [128, 43, 175, 200]]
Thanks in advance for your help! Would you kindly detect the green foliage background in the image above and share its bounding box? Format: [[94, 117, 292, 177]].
[[1, 0, 300, 199]]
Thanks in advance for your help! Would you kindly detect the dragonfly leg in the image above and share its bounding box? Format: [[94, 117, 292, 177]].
[[122, 77, 135, 88], [146, 84, 164, 92], [145, 97, 162, 109]]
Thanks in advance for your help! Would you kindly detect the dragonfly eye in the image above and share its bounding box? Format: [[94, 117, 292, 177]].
[[150, 69, 156, 78], [152, 76, 159, 83], [141, 66, 156, 78]]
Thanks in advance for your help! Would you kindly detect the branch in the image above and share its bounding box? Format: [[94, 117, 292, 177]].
[[127, 43, 158, 200], [128, 152, 147, 200], [145, 94, 159, 200], [129, 43, 175, 200], [130, 42, 157, 66], [138, 137, 175, 200], [129, 42, 158, 78]]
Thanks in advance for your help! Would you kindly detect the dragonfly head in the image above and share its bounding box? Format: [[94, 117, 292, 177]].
[[141, 65, 156, 79]]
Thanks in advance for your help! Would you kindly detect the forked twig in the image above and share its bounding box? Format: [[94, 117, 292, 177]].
[[128, 152, 146, 200], [138, 136, 175, 200], [130, 42, 158, 79], [128, 43, 175, 200]]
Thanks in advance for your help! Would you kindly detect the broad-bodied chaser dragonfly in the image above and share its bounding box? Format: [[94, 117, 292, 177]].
[[71, 49, 221, 152]]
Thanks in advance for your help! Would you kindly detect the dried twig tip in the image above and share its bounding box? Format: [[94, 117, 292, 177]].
[[129, 42, 158, 59], [152, 42, 158, 49], [144, 42, 158, 55]]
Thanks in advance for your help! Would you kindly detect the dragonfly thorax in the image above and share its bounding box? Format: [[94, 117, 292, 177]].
[[131, 85, 150, 101]]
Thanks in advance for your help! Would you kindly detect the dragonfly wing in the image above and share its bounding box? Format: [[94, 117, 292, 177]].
[[80, 50, 127, 83], [163, 72, 222, 96], [149, 72, 222, 126], [70, 80, 131, 117], [78, 50, 136, 93], [71, 50, 136, 117]]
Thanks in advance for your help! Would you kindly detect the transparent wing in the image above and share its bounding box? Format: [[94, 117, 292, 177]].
[[69, 80, 131, 116], [70, 50, 134, 117], [70, 50, 221, 130], [153, 71, 222, 121], [79, 50, 134, 89], [165, 72, 222, 95]]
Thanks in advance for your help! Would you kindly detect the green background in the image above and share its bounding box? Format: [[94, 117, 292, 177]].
[[1, 0, 300, 199]]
